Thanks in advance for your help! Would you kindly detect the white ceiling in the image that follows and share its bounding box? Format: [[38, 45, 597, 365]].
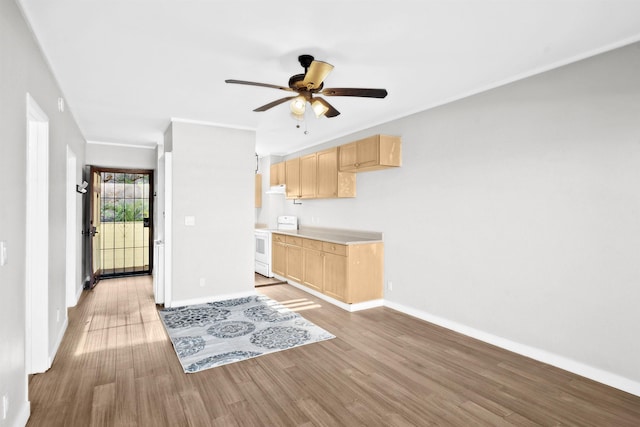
[[17, 0, 640, 156]]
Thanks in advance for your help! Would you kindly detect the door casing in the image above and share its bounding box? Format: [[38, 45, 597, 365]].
[[25, 93, 50, 374]]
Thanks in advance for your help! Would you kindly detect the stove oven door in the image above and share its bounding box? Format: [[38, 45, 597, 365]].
[[255, 230, 272, 277]]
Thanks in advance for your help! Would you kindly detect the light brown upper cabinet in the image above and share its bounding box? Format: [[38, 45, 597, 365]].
[[317, 147, 356, 198], [269, 162, 285, 186], [299, 153, 317, 199], [286, 149, 356, 200], [255, 173, 262, 208], [285, 155, 316, 199], [285, 158, 300, 199], [339, 134, 402, 172]]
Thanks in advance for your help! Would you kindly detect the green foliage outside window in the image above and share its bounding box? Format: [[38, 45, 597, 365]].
[[101, 199, 148, 222]]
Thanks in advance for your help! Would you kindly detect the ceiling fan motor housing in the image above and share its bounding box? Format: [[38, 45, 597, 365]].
[[298, 54, 315, 70], [288, 74, 322, 92]]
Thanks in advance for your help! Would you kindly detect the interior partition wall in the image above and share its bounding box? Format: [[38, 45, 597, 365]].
[[97, 168, 154, 277]]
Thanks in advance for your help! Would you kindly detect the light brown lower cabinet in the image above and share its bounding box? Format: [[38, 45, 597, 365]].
[[285, 236, 303, 283], [272, 239, 286, 277], [322, 252, 347, 301], [272, 233, 383, 304], [301, 237, 323, 292]]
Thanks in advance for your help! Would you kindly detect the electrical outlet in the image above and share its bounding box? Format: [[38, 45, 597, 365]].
[[387, 281, 393, 291], [199, 278, 206, 288]]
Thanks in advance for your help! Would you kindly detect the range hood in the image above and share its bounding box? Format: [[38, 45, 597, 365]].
[[265, 184, 286, 195]]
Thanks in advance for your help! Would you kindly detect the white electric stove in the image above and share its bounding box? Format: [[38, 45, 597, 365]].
[[255, 216, 297, 277]]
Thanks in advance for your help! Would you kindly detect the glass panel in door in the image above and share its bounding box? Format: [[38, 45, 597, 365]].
[[98, 170, 152, 277]]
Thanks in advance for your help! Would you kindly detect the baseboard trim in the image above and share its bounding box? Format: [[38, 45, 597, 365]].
[[278, 276, 384, 312], [15, 399, 30, 427], [384, 300, 640, 398], [168, 290, 258, 308], [49, 316, 69, 369], [74, 283, 83, 305]]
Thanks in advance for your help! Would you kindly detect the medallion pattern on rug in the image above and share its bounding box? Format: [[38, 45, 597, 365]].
[[159, 294, 335, 373]]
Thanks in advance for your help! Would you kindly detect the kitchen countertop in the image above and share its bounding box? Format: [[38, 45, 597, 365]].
[[262, 226, 383, 245]]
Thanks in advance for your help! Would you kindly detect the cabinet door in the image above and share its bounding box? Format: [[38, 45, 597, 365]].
[[323, 253, 347, 302], [300, 153, 317, 199], [356, 136, 380, 169], [285, 158, 300, 199], [286, 244, 303, 283], [270, 162, 285, 186], [317, 148, 338, 198], [255, 174, 262, 207], [338, 142, 358, 171], [272, 241, 286, 276], [302, 248, 323, 292]]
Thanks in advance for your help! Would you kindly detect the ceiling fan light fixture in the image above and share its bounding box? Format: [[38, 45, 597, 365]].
[[311, 99, 329, 117], [290, 96, 306, 115], [290, 112, 304, 122]]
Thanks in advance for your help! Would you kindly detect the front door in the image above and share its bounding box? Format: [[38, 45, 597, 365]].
[[87, 168, 154, 283]]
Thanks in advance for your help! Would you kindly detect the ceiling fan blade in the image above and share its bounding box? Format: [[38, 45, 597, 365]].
[[253, 96, 297, 112], [225, 79, 294, 92], [302, 61, 334, 89], [320, 88, 388, 98], [313, 97, 340, 118]]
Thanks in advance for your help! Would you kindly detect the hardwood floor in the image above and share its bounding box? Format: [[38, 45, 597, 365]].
[[254, 273, 287, 287], [27, 276, 640, 426]]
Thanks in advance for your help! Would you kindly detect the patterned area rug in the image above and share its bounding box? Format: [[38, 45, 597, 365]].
[[158, 294, 335, 373]]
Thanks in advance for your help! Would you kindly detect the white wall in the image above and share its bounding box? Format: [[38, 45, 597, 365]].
[[275, 42, 640, 392], [86, 141, 157, 170], [0, 1, 86, 425], [255, 155, 285, 228], [168, 121, 256, 304]]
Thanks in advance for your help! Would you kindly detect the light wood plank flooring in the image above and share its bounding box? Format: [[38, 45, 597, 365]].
[[254, 273, 287, 287], [27, 276, 640, 426]]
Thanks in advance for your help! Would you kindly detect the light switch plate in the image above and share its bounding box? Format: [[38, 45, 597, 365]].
[[184, 216, 195, 226]]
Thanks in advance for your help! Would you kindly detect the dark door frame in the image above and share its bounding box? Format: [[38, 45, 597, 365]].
[[85, 166, 154, 287]]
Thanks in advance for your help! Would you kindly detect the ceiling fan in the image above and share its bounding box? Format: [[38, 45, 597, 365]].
[[225, 54, 388, 119]]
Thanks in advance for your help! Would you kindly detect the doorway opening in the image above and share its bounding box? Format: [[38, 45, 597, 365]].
[[90, 168, 154, 282]]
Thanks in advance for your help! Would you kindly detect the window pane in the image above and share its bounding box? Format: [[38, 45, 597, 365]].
[[134, 221, 144, 246], [100, 222, 115, 249], [114, 223, 125, 249], [123, 221, 134, 247], [133, 247, 144, 268], [101, 249, 114, 270], [101, 201, 115, 222], [114, 249, 125, 269], [123, 199, 134, 222], [124, 248, 135, 269]]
